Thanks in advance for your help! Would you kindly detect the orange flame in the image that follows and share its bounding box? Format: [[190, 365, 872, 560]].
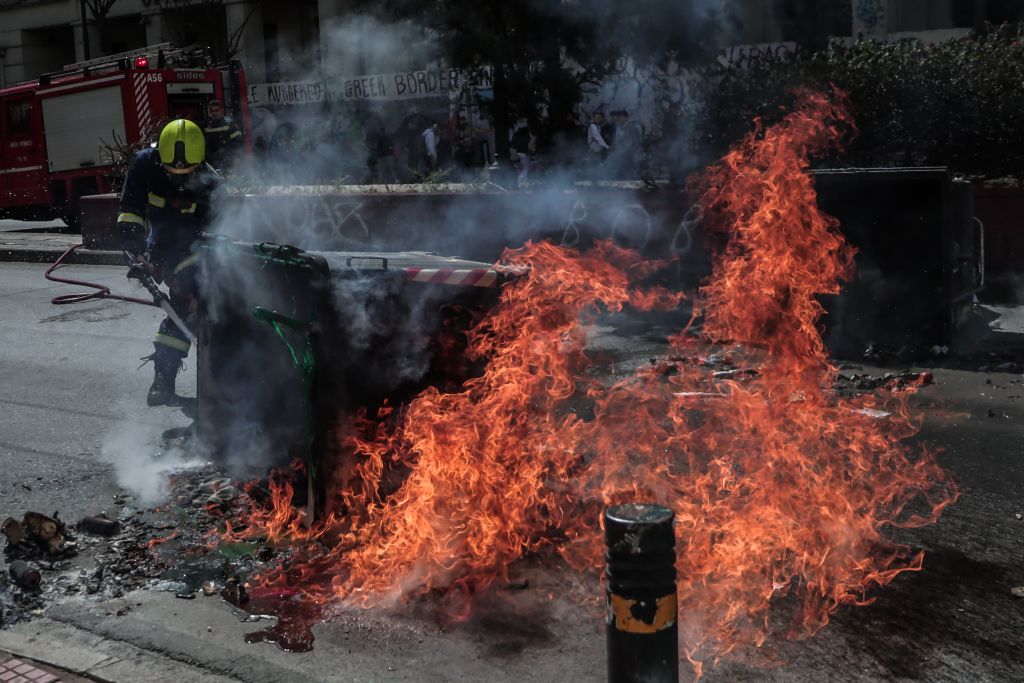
[[236, 91, 956, 675], [147, 530, 178, 551]]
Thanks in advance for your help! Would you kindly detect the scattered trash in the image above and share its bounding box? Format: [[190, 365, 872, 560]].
[[836, 371, 933, 391], [221, 576, 249, 605], [85, 565, 104, 594], [8, 560, 41, 591], [1, 517, 25, 545], [852, 408, 892, 419], [201, 478, 233, 494], [712, 368, 759, 380], [202, 581, 218, 596], [208, 486, 239, 503], [150, 580, 189, 593], [1011, 586, 1024, 598], [218, 542, 259, 559], [78, 515, 121, 537], [2, 512, 76, 559], [205, 486, 239, 512]]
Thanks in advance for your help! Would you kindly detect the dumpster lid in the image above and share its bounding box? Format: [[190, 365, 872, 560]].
[[309, 250, 505, 288]]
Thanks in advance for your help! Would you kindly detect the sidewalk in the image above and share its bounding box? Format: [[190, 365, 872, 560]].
[[0, 651, 90, 683], [0, 230, 121, 266], [0, 618, 238, 683]]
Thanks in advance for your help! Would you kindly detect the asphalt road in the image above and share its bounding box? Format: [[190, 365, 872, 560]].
[[1, 261, 1024, 681], [0, 262, 193, 521]]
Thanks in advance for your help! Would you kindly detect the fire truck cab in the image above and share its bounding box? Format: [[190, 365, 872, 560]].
[[0, 42, 250, 226]]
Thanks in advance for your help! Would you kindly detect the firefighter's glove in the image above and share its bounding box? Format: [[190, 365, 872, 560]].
[[118, 221, 147, 255], [126, 258, 160, 283]]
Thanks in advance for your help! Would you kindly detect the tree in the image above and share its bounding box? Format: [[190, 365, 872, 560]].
[[83, 0, 118, 57], [227, 3, 261, 60], [694, 25, 1024, 179], [163, 0, 229, 61]]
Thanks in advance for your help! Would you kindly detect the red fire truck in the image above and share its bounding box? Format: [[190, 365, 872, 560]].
[[0, 42, 250, 226]]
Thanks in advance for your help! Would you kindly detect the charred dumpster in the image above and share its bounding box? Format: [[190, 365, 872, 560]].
[[194, 236, 501, 518], [815, 167, 982, 358]]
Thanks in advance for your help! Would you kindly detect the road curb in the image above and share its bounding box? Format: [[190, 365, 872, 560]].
[[0, 617, 239, 683], [0, 247, 123, 266]]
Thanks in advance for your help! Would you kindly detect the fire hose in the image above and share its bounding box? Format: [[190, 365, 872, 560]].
[[43, 243, 197, 346], [44, 243, 154, 306]]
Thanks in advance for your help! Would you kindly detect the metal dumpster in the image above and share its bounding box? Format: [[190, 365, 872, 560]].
[[194, 237, 501, 518], [814, 167, 981, 357]]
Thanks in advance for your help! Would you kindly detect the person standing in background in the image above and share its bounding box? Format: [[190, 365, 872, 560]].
[[587, 111, 611, 171], [203, 99, 243, 173], [423, 122, 440, 172], [612, 109, 644, 179]]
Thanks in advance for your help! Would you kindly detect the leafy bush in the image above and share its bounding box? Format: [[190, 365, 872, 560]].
[[694, 24, 1024, 179]]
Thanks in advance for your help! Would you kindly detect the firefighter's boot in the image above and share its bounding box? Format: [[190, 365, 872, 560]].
[[146, 348, 183, 407]]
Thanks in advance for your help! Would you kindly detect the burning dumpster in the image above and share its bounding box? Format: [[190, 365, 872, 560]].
[[814, 167, 981, 357], [194, 236, 501, 518]]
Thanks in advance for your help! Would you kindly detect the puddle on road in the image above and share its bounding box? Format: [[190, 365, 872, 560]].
[[237, 588, 323, 652], [39, 305, 131, 324]]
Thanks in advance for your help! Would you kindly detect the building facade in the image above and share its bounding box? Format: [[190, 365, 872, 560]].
[[2, 1, 1023, 91]]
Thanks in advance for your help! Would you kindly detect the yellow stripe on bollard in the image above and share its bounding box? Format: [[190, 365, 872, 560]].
[[608, 593, 677, 634]]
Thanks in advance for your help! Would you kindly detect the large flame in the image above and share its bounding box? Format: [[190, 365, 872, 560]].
[[230, 91, 956, 675]]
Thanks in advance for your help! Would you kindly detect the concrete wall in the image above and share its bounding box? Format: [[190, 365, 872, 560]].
[[0, 0, 71, 85], [79, 176, 993, 351]]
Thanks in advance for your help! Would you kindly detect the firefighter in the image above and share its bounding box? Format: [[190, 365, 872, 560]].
[[203, 99, 244, 172], [118, 119, 222, 406]]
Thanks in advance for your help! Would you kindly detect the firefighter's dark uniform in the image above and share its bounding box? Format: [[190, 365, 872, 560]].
[[118, 144, 220, 400], [204, 116, 243, 171]]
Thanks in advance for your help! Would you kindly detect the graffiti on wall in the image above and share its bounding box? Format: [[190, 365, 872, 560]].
[[229, 191, 706, 265], [578, 42, 799, 137], [853, 0, 887, 38], [239, 196, 373, 249]]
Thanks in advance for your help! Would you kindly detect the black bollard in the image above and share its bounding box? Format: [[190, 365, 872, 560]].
[[78, 515, 120, 537], [605, 503, 678, 683]]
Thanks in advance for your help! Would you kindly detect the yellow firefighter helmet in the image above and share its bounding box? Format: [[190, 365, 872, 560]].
[[158, 119, 205, 174]]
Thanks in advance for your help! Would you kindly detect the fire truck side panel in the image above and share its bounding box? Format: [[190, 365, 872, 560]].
[[0, 97, 9, 206], [0, 44, 252, 220], [0, 102, 6, 205], [39, 80, 127, 173], [1, 91, 48, 209], [126, 71, 162, 141], [165, 72, 217, 123]]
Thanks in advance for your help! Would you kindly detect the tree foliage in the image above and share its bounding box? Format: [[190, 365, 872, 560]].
[[695, 24, 1024, 179]]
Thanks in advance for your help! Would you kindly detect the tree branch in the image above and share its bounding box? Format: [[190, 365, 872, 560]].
[[227, 2, 261, 59]]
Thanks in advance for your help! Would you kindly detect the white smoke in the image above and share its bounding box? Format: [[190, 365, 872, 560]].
[[100, 411, 205, 506], [318, 15, 441, 80]]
